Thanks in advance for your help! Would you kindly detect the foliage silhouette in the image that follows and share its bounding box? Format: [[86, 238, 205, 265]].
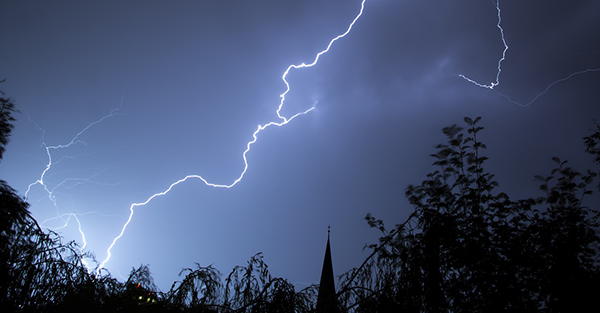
[[1, 87, 599, 313], [336, 117, 600, 312], [1, 82, 124, 312], [0, 80, 18, 160]]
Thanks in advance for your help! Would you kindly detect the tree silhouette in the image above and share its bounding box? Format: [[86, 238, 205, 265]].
[[2, 96, 599, 312], [0, 80, 18, 161], [0, 82, 318, 313], [0, 84, 122, 313], [0, 80, 31, 255], [338, 117, 600, 312]]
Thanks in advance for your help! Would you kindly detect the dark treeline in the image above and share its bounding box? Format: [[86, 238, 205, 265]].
[[2, 84, 600, 312]]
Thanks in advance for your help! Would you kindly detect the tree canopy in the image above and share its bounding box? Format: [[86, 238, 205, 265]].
[[337, 117, 600, 312], [1, 85, 599, 313]]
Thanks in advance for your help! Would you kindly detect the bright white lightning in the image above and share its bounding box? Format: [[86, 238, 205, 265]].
[[25, 104, 122, 272], [40, 213, 87, 240], [459, 0, 507, 90], [459, 0, 600, 107], [40, 211, 120, 271], [25, 105, 122, 202], [96, 0, 368, 272]]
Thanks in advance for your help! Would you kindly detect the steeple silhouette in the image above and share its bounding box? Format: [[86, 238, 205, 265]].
[[316, 226, 339, 313]]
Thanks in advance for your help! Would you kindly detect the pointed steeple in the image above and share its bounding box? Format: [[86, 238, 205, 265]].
[[316, 226, 339, 312]]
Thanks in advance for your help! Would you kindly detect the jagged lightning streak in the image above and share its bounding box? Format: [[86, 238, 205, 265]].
[[40, 211, 116, 271], [25, 105, 122, 202], [459, 0, 508, 90], [97, 0, 368, 273], [41, 213, 89, 248], [25, 105, 122, 271], [459, 0, 600, 106], [494, 68, 600, 107]]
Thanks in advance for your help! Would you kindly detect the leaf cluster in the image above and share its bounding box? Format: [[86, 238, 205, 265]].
[[337, 117, 600, 312]]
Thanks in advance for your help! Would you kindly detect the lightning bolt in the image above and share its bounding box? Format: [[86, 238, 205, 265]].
[[24, 102, 123, 272], [494, 68, 600, 107], [40, 212, 93, 269], [459, 0, 600, 106], [459, 0, 508, 90], [96, 0, 368, 272], [24, 0, 596, 276], [25, 105, 123, 203], [40, 209, 120, 271]]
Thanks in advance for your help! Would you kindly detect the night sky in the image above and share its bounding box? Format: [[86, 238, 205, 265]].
[[1, 0, 599, 291]]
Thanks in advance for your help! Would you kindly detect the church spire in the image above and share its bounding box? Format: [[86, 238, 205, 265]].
[[316, 226, 339, 312]]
